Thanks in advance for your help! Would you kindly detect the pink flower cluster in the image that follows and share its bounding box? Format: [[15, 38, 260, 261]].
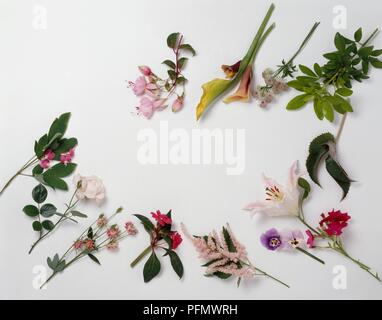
[[40, 148, 75, 169], [129, 66, 184, 119], [182, 224, 254, 278]]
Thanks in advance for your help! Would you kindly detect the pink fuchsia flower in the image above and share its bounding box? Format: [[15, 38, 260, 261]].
[[172, 96, 184, 113], [85, 239, 95, 250], [260, 228, 282, 251], [243, 161, 302, 217], [280, 229, 305, 249], [60, 148, 75, 165], [151, 210, 172, 226], [107, 225, 120, 239], [125, 221, 138, 235], [306, 230, 316, 248], [137, 96, 166, 119], [73, 174, 106, 205], [131, 76, 158, 97], [73, 240, 83, 250], [170, 231, 183, 250], [138, 65, 152, 76], [44, 149, 55, 160], [106, 241, 119, 251], [319, 209, 351, 236], [40, 158, 51, 169], [96, 214, 107, 227]]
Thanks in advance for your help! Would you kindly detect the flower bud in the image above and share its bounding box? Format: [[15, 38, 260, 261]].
[[138, 65, 152, 76]]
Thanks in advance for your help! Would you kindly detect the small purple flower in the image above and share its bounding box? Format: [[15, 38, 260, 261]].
[[260, 228, 282, 251], [280, 229, 305, 249]]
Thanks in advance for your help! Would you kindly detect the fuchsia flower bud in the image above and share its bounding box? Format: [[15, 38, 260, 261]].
[[138, 65, 152, 76], [172, 96, 184, 112]]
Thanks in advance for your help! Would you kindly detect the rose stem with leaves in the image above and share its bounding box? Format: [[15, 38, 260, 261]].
[[0, 156, 39, 196], [28, 186, 80, 254]]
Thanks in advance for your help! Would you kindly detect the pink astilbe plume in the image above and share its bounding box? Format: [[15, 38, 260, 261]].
[[181, 223, 255, 279]]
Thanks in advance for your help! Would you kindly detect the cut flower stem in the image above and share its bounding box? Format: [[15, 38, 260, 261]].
[[130, 245, 152, 268]]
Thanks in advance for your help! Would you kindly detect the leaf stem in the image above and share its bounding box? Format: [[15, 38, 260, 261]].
[[335, 112, 348, 143], [254, 266, 290, 288], [130, 245, 152, 268], [296, 246, 325, 264]]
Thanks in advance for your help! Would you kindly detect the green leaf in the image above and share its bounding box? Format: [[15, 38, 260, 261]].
[[313, 63, 322, 77], [55, 260, 66, 272], [23, 205, 39, 217], [222, 227, 236, 253], [306, 133, 335, 186], [32, 184, 48, 203], [354, 28, 362, 42], [286, 94, 311, 110], [299, 64, 317, 77], [162, 60, 176, 69], [40, 203, 57, 218], [71, 210, 87, 218], [143, 251, 161, 283], [287, 80, 305, 91], [45, 163, 77, 178], [34, 134, 48, 159], [322, 100, 334, 122], [358, 46, 374, 59], [371, 49, 382, 57], [178, 57, 188, 69], [362, 60, 369, 74], [47, 254, 59, 269], [335, 88, 353, 97], [87, 227, 94, 239], [369, 57, 382, 68], [176, 76, 187, 85], [42, 174, 68, 191], [298, 177, 311, 200], [42, 220, 54, 231], [167, 70, 176, 80], [213, 271, 231, 279], [32, 165, 44, 176], [133, 214, 155, 232], [48, 112, 71, 142], [313, 97, 324, 120], [180, 43, 196, 56], [53, 138, 78, 160], [334, 32, 346, 51], [325, 155, 352, 200], [32, 221, 42, 232], [166, 250, 184, 279], [333, 94, 353, 112], [88, 253, 101, 265], [167, 32, 180, 49]]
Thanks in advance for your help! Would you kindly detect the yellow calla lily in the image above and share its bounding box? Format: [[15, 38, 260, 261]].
[[195, 3, 276, 121]]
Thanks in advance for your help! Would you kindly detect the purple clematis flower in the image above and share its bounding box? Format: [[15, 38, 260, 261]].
[[260, 228, 282, 251]]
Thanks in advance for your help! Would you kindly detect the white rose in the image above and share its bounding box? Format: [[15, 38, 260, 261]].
[[73, 174, 106, 205]]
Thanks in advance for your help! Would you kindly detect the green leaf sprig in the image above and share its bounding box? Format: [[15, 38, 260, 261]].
[[287, 27, 381, 121], [130, 210, 184, 283], [25, 183, 87, 254], [0, 112, 78, 196]]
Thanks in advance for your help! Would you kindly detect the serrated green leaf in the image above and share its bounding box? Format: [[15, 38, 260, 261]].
[[143, 251, 161, 283], [325, 155, 352, 200], [167, 32, 180, 49], [32, 184, 48, 203]]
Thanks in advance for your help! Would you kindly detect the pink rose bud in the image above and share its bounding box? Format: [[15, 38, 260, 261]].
[[138, 65, 152, 76], [172, 97, 184, 113]]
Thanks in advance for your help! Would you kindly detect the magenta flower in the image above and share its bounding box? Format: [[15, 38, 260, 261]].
[[260, 228, 282, 251], [138, 65, 152, 76], [306, 230, 315, 248], [60, 148, 75, 165], [151, 210, 172, 226], [39, 149, 55, 168]]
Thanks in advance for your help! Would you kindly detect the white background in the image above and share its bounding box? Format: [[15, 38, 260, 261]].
[[0, 0, 381, 299]]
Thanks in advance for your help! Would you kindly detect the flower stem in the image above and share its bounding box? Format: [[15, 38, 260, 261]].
[[296, 247, 325, 264], [0, 156, 38, 196], [254, 266, 290, 288], [130, 245, 152, 268], [335, 112, 348, 144]]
